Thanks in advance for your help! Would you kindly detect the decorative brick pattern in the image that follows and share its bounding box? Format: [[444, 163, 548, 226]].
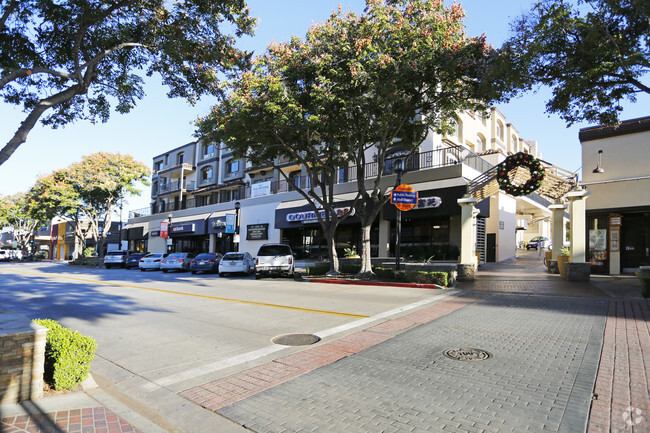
[[587, 301, 649, 433], [179, 293, 484, 413], [1, 407, 142, 433]]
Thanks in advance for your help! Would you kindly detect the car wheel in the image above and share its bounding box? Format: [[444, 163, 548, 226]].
[[255, 273, 261, 280], [140, 268, 145, 272], [105, 265, 111, 269], [162, 269, 168, 273], [191, 271, 196, 275], [219, 273, 225, 278]]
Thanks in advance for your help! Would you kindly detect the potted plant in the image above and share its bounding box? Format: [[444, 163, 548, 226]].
[[343, 247, 359, 259], [557, 247, 570, 279]]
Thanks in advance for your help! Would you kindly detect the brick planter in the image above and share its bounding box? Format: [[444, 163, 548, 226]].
[[566, 262, 591, 282]]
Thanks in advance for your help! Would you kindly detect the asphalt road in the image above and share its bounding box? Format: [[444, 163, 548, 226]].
[[0, 261, 447, 429]]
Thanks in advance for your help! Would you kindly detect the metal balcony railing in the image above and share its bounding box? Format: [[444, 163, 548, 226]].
[[129, 147, 490, 218]]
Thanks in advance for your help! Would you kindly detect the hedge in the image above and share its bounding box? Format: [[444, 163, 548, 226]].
[[305, 265, 449, 286], [33, 319, 97, 391]]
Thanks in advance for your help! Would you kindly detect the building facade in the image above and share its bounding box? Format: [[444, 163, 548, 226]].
[[580, 116, 650, 274], [125, 107, 556, 263]]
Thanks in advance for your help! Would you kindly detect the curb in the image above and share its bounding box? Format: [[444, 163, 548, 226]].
[[306, 277, 445, 290]]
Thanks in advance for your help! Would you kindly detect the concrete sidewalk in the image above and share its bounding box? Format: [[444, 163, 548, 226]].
[[3, 254, 648, 432]]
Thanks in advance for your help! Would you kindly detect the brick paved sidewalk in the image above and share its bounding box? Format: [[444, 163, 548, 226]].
[[588, 300, 649, 433], [1, 407, 141, 433]]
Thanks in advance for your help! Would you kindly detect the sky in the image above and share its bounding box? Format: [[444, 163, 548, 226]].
[[1, 0, 648, 217]]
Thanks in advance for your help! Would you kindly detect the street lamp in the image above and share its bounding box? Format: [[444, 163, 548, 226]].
[[234, 201, 241, 252], [167, 213, 173, 253], [394, 159, 404, 270]]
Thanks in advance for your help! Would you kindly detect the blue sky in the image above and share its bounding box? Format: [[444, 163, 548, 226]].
[[1, 0, 648, 215]]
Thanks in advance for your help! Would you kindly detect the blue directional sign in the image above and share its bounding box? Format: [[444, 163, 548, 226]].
[[391, 190, 418, 204], [225, 213, 236, 234]]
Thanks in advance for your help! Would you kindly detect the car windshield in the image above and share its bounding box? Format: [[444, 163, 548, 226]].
[[144, 253, 162, 258], [106, 251, 126, 256], [258, 245, 291, 256], [168, 253, 185, 258], [223, 253, 244, 260], [195, 254, 215, 260]]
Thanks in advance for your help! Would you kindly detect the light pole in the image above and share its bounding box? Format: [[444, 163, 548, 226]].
[[167, 213, 173, 253], [234, 201, 241, 252], [394, 159, 404, 270]]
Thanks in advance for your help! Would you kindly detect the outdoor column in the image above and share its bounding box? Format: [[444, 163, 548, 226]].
[[377, 218, 390, 258], [457, 196, 478, 280], [549, 203, 566, 261], [565, 187, 591, 281]]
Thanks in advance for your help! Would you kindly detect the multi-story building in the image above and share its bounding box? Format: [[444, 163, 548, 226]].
[[125, 107, 558, 263], [580, 116, 650, 274]]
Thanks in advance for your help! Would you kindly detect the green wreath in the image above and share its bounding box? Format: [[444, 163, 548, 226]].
[[496, 152, 545, 196]]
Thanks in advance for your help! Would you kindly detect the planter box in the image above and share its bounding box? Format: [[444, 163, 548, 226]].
[[566, 262, 591, 282], [547, 260, 559, 274]]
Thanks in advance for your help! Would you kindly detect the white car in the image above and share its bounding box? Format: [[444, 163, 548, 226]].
[[219, 252, 255, 277], [139, 253, 168, 271], [0, 250, 9, 262], [104, 250, 133, 269], [255, 244, 294, 279]]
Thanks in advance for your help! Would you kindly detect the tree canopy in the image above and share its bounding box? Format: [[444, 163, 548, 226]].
[[0, 193, 40, 252], [0, 0, 256, 166], [502, 0, 650, 125], [198, 0, 502, 274], [27, 152, 150, 258]]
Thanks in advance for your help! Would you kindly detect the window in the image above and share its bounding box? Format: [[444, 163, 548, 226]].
[[201, 166, 213, 182], [476, 134, 486, 152], [152, 181, 158, 194], [154, 161, 163, 172], [202, 142, 215, 157], [177, 152, 184, 165], [226, 159, 239, 175], [496, 121, 504, 140]]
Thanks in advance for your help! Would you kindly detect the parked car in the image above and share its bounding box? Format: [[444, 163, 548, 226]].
[[103, 250, 133, 268], [255, 243, 294, 279], [139, 253, 168, 271], [0, 250, 9, 262], [526, 236, 551, 250], [190, 253, 223, 274], [125, 252, 147, 269], [160, 252, 195, 272], [219, 252, 255, 277]]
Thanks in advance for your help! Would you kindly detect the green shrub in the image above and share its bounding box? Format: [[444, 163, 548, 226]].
[[306, 265, 329, 276], [69, 257, 100, 266], [340, 263, 361, 274], [83, 247, 96, 257], [372, 267, 396, 280], [404, 271, 448, 286], [33, 319, 97, 391]]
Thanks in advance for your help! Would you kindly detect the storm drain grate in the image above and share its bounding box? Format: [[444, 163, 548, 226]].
[[272, 334, 321, 346], [442, 348, 492, 361]]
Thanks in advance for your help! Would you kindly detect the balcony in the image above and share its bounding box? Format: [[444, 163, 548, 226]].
[[129, 147, 490, 218]]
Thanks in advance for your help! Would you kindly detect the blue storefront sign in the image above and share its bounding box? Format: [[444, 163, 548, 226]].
[[225, 213, 236, 234]]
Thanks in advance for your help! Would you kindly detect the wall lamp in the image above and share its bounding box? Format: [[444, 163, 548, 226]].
[[592, 150, 604, 174]]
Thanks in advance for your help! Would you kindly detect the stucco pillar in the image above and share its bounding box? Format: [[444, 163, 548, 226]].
[[549, 203, 566, 261], [566, 187, 591, 263], [457, 196, 478, 280], [377, 217, 391, 258], [209, 233, 216, 253]]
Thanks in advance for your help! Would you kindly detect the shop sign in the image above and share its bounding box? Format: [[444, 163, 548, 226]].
[[247, 224, 269, 241], [415, 196, 442, 209], [160, 222, 169, 238], [150, 230, 161, 237], [286, 207, 354, 223], [225, 214, 236, 234], [170, 223, 195, 234], [251, 181, 272, 198]]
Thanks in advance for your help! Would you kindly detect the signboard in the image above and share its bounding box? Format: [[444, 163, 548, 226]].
[[610, 228, 620, 252], [150, 230, 161, 237], [609, 214, 622, 226], [225, 213, 236, 234], [391, 184, 418, 211], [160, 221, 169, 238], [166, 238, 173, 246], [251, 181, 272, 198], [247, 224, 269, 241], [233, 234, 240, 244], [170, 224, 195, 234], [286, 207, 354, 223]]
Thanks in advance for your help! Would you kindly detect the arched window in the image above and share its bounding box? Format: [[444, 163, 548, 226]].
[[202, 142, 215, 157], [496, 121, 504, 140], [177, 152, 184, 165], [476, 134, 486, 152], [226, 159, 239, 175], [201, 166, 213, 182]]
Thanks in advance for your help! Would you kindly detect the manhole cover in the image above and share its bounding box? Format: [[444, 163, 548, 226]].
[[442, 348, 492, 361], [272, 334, 321, 346]]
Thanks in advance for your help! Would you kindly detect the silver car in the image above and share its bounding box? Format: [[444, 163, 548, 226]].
[[219, 252, 255, 277], [160, 252, 194, 272], [255, 244, 294, 279], [139, 253, 168, 271]]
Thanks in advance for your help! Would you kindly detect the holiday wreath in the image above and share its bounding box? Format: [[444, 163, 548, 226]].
[[496, 152, 545, 196]]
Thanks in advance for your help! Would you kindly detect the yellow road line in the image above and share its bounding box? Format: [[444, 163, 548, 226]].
[[0, 269, 368, 319]]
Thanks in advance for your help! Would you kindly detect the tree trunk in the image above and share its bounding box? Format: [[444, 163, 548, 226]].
[[358, 223, 373, 276], [325, 225, 340, 275]]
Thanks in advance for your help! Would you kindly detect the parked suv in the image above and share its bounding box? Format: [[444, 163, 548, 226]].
[[526, 237, 551, 250], [255, 243, 294, 279], [103, 250, 133, 269]]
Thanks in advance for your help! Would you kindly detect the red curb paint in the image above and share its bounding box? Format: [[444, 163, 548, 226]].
[[308, 278, 443, 289]]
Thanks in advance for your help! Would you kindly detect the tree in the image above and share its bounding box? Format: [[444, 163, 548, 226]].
[[0, 193, 41, 253], [27, 152, 150, 259], [199, 0, 501, 275], [502, 0, 650, 125], [197, 39, 359, 274], [0, 0, 256, 166]]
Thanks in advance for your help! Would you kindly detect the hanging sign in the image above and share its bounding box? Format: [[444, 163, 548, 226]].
[[225, 213, 236, 234], [391, 184, 418, 211], [160, 222, 169, 238]]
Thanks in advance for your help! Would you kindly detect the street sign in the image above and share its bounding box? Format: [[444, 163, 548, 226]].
[[391, 184, 418, 211], [160, 221, 168, 238], [225, 213, 236, 234]]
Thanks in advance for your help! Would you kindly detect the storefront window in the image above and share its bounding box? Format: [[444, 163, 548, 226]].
[[587, 214, 608, 274]]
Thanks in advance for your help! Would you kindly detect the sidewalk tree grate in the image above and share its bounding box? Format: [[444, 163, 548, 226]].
[[442, 348, 492, 361], [272, 333, 321, 346]]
